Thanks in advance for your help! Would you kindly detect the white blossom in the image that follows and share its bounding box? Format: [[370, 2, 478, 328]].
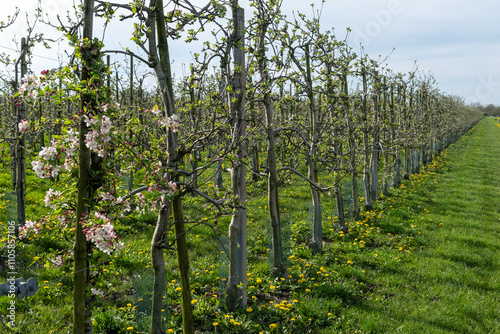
[[44, 188, 62, 209], [18, 119, 29, 133]]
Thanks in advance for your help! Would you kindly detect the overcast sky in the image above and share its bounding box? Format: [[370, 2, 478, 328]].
[[1, 0, 499, 105]]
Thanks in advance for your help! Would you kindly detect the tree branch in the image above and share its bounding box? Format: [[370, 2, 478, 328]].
[[276, 166, 331, 192]]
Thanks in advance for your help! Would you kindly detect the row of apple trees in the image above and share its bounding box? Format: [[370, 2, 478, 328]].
[[0, 0, 482, 333]]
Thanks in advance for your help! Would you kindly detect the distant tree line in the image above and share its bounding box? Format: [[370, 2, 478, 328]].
[[472, 103, 500, 116]]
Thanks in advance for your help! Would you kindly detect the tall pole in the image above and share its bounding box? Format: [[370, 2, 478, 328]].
[[15, 37, 27, 234], [226, 6, 247, 311], [128, 54, 134, 191]]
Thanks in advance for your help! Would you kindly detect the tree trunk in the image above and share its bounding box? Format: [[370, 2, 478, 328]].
[[254, 5, 286, 278], [303, 44, 322, 254], [74, 1, 98, 333], [150, 199, 170, 334], [148, 1, 194, 332], [172, 197, 193, 333]]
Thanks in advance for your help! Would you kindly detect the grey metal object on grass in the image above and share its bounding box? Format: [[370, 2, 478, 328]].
[[0, 277, 38, 299]]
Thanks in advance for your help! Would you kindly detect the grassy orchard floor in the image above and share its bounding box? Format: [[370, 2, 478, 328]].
[[0, 117, 499, 333]]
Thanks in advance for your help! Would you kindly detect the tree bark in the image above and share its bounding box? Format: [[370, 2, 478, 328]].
[[172, 196, 193, 333], [146, 1, 194, 332], [74, 1, 98, 333], [254, 9, 286, 278], [304, 44, 322, 254], [150, 199, 170, 334]]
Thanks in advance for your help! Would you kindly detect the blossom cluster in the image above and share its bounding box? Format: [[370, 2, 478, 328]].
[[44, 188, 63, 209], [18, 74, 43, 105], [21, 186, 123, 255], [52, 255, 64, 267], [159, 114, 179, 132], [19, 220, 42, 240], [149, 106, 179, 132], [84, 114, 113, 157], [99, 102, 120, 112], [134, 192, 161, 215], [18, 119, 29, 133], [31, 128, 79, 178], [82, 212, 124, 255], [32, 139, 61, 178], [97, 189, 134, 215], [62, 128, 79, 171], [56, 212, 73, 229], [147, 180, 178, 200], [91, 288, 105, 297]]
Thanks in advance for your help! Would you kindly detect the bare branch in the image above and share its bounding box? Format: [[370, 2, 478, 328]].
[[276, 166, 331, 192], [275, 126, 309, 147], [101, 49, 153, 67], [118, 185, 149, 202], [0, 7, 19, 30]]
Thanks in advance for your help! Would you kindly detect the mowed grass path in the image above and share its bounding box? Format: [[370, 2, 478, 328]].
[[356, 118, 500, 333]]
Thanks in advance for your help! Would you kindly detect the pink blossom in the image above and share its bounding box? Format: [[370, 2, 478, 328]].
[[18, 119, 29, 133], [83, 214, 123, 254], [52, 255, 63, 267], [19, 220, 41, 240], [84, 115, 112, 157], [158, 114, 180, 132], [168, 181, 178, 191], [150, 105, 161, 116], [91, 288, 105, 297], [32, 139, 62, 178], [44, 188, 62, 209]]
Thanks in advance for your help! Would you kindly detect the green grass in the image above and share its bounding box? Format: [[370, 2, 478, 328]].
[[344, 118, 500, 333], [1, 118, 499, 333]]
